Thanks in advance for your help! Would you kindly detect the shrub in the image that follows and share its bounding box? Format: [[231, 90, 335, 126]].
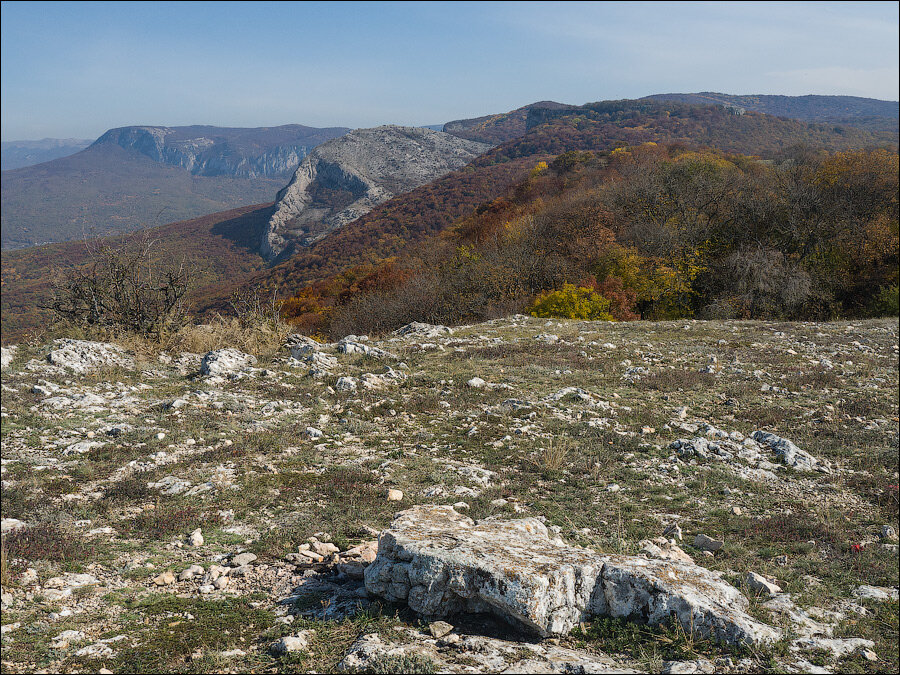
[[870, 285, 899, 316], [3, 522, 92, 565], [43, 235, 191, 338], [529, 283, 614, 320], [125, 506, 223, 538]]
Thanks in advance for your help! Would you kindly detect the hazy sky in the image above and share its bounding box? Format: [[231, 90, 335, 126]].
[[2, 1, 898, 140]]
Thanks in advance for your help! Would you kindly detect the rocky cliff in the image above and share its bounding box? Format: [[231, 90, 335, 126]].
[[260, 126, 490, 260], [92, 124, 350, 178]]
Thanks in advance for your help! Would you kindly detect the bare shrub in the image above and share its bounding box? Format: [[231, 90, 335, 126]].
[[44, 235, 191, 338], [229, 283, 285, 332]]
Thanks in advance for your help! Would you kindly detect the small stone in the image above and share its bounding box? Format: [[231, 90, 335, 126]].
[[746, 572, 781, 596], [188, 528, 204, 547], [663, 522, 683, 541], [730, 506, 742, 516], [879, 525, 897, 541], [178, 565, 204, 581], [232, 552, 258, 567], [311, 541, 340, 556], [153, 571, 176, 586], [270, 633, 309, 654], [862, 649, 878, 662], [213, 576, 229, 590], [467, 377, 486, 388], [428, 620, 454, 638], [386, 489, 404, 501], [693, 533, 724, 552], [297, 549, 325, 562], [156, 432, 166, 441]]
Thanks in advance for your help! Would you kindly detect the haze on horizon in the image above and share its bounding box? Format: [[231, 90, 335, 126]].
[[1, 0, 898, 142]]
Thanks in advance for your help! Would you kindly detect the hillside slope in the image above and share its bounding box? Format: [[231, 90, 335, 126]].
[[4, 99, 896, 341], [1, 203, 273, 342], [0, 317, 896, 672], [224, 99, 898, 305]]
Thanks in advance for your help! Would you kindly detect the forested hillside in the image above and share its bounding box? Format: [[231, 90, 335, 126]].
[[3, 99, 896, 342], [282, 144, 899, 336]]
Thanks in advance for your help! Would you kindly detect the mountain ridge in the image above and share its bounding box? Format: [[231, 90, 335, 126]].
[[261, 126, 490, 260]]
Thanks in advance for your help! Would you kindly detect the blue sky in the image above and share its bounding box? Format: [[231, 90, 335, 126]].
[[1, 1, 898, 140]]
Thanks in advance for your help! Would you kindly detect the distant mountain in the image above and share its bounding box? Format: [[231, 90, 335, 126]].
[[1, 138, 93, 170], [1, 124, 349, 250], [262, 126, 490, 259], [643, 93, 898, 138], [91, 124, 349, 178]]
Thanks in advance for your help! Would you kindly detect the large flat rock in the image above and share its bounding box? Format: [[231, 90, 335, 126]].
[[365, 506, 780, 645]]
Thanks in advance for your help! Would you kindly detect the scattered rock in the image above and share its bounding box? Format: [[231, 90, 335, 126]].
[[852, 585, 899, 602], [153, 571, 176, 586], [746, 572, 781, 596], [232, 552, 258, 567], [752, 430, 831, 473], [693, 534, 724, 552], [0, 345, 17, 370], [428, 620, 454, 638], [188, 528, 204, 547], [386, 488, 404, 501], [200, 348, 257, 378], [270, 632, 311, 655], [1, 518, 27, 535]]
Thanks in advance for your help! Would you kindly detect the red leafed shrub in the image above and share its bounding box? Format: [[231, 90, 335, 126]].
[[3, 522, 93, 565]]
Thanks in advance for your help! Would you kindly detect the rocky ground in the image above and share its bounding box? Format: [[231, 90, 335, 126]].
[[1, 316, 897, 674]]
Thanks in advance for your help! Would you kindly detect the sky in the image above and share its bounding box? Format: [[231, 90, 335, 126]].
[[1, 1, 898, 141]]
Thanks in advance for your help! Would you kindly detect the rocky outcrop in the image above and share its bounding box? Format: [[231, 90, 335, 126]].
[[92, 124, 349, 178], [261, 126, 490, 259], [199, 348, 257, 378], [1, 345, 17, 370], [46, 340, 134, 374], [365, 506, 781, 645]]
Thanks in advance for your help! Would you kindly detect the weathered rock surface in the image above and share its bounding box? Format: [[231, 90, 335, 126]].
[[1, 345, 17, 369], [752, 431, 831, 473], [336, 630, 637, 674], [365, 506, 780, 644], [199, 348, 257, 378], [261, 126, 490, 259], [46, 339, 134, 374]]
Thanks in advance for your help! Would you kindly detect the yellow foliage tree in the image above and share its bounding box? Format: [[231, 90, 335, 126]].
[[529, 283, 614, 321], [530, 161, 549, 178]]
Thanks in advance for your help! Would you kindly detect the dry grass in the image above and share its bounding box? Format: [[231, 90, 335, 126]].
[[531, 440, 572, 473]]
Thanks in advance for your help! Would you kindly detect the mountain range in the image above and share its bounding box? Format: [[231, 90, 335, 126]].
[[0, 124, 348, 250], [1, 138, 94, 171], [2, 93, 898, 340]]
